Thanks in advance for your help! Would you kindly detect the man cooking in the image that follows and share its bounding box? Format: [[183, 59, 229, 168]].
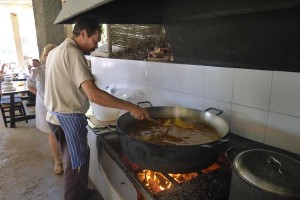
[[44, 17, 149, 200]]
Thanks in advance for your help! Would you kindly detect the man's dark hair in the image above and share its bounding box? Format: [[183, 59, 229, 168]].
[[72, 17, 99, 37]]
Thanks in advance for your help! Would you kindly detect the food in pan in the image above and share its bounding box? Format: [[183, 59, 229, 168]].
[[128, 118, 221, 145]]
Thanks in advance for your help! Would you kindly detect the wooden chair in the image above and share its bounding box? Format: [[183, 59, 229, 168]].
[[19, 92, 36, 107], [0, 95, 28, 127]]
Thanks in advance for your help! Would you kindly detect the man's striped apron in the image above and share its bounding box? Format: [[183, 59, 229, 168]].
[[51, 112, 89, 169]]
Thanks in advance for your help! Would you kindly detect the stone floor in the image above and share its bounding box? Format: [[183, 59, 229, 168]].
[[0, 118, 103, 200]]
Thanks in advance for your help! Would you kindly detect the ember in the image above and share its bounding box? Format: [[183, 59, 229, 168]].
[[137, 163, 222, 194], [168, 172, 198, 184], [137, 170, 198, 193], [201, 163, 221, 173]]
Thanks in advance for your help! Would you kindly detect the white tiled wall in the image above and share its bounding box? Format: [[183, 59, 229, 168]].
[[162, 63, 181, 91], [203, 98, 231, 124], [232, 69, 273, 110], [91, 57, 300, 154], [265, 112, 300, 154], [204, 66, 234, 103], [230, 104, 268, 143], [269, 71, 300, 118], [181, 64, 205, 96]]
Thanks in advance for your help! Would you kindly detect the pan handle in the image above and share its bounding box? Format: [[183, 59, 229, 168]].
[[201, 139, 229, 148], [106, 124, 122, 135], [225, 146, 247, 163], [205, 107, 223, 116], [137, 101, 153, 108]]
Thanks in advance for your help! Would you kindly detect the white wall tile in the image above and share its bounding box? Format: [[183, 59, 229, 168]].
[[91, 58, 300, 155], [180, 93, 203, 110], [92, 57, 117, 90], [94, 59, 122, 91], [269, 71, 300, 118], [91, 57, 110, 76], [129, 89, 145, 104], [230, 104, 268, 142], [146, 62, 162, 87], [145, 86, 162, 106], [113, 59, 126, 78], [233, 69, 273, 110], [180, 64, 205, 96], [106, 58, 120, 77], [121, 60, 138, 91], [123, 61, 136, 89], [114, 71, 124, 91], [265, 112, 300, 154], [94, 75, 115, 90], [203, 98, 232, 124], [133, 60, 147, 87], [162, 89, 181, 106], [162, 63, 181, 91], [204, 66, 234, 102]]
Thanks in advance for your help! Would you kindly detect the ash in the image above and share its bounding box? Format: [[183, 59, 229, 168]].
[[154, 167, 232, 200]]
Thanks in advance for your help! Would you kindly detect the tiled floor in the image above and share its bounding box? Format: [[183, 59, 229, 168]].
[[0, 118, 103, 200]]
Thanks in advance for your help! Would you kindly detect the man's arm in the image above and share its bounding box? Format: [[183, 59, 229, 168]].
[[27, 85, 37, 95], [81, 79, 149, 120]]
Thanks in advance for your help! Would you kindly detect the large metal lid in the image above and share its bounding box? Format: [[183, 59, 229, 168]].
[[233, 149, 300, 197]]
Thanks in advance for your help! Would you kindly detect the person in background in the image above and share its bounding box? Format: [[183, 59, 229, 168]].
[[1, 63, 6, 74], [26, 59, 41, 103], [44, 17, 150, 200], [27, 44, 63, 174], [27, 58, 41, 73], [0, 63, 7, 94], [0, 63, 6, 84]]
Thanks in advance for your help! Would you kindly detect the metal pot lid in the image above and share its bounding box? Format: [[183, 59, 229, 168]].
[[233, 149, 300, 197]]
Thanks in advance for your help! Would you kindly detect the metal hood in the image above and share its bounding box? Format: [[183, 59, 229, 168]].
[[55, 0, 300, 72], [55, 0, 161, 24], [55, 0, 113, 24]]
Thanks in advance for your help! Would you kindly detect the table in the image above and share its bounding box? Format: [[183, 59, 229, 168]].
[[12, 77, 28, 81], [1, 81, 30, 128]]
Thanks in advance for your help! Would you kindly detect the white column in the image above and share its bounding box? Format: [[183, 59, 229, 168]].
[[10, 13, 25, 70]]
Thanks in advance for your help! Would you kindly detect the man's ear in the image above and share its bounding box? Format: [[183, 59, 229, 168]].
[[80, 30, 87, 39]]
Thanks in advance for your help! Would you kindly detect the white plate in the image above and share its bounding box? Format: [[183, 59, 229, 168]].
[[2, 85, 15, 90], [2, 88, 16, 92], [1, 81, 14, 86], [4, 77, 13, 81]]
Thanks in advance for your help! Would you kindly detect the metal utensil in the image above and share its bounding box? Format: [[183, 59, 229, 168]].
[[145, 117, 169, 134], [146, 117, 164, 125]]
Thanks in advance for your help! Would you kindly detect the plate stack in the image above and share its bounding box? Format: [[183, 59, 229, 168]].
[[4, 75, 13, 82], [1, 81, 16, 92]]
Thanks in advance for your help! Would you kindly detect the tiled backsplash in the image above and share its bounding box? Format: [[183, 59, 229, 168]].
[[90, 57, 300, 155]]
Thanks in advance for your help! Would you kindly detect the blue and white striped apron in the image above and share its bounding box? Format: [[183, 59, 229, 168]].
[[51, 112, 89, 169]]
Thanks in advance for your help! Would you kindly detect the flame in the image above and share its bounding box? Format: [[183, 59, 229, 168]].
[[137, 163, 221, 194], [201, 163, 221, 173], [137, 170, 198, 193], [168, 172, 198, 183]]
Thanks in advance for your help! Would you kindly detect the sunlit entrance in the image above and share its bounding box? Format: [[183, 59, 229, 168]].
[[0, 1, 38, 70]]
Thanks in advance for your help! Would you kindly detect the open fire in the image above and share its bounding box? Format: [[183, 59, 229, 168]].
[[137, 170, 197, 193], [137, 163, 222, 194]]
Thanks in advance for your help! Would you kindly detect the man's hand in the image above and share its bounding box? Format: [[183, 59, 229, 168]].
[[129, 106, 150, 120]]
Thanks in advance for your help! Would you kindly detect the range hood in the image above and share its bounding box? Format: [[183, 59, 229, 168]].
[[55, 0, 300, 72], [55, 0, 162, 24], [54, 0, 114, 24]]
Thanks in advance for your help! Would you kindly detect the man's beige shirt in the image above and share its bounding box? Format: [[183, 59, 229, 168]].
[[44, 38, 94, 125]]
